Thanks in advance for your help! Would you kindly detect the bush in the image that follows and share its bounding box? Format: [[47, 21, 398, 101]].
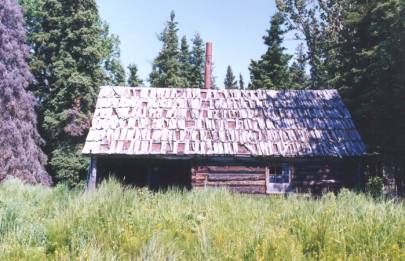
[[49, 146, 88, 188], [367, 176, 384, 198], [0, 179, 403, 260]]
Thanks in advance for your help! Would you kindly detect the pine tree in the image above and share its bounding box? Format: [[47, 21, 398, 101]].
[[101, 23, 126, 86], [224, 65, 237, 89], [239, 74, 245, 89], [289, 43, 309, 89], [189, 33, 205, 88], [248, 12, 291, 90], [149, 11, 182, 87], [127, 64, 143, 86], [179, 35, 192, 87], [22, 0, 105, 186], [0, 0, 51, 185]]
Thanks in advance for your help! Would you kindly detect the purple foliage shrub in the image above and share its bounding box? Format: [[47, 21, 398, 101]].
[[0, 0, 51, 185]]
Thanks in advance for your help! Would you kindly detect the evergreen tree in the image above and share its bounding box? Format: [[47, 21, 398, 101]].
[[336, 0, 404, 155], [179, 35, 192, 87], [127, 64, 143, 86], [18, 0, 44, 58], [289, 43, 309, 89], [189, 33, 205, 88], [248, 12, 291, 90], [239, 74, 245, 89], [276, 0, 332, 88], [0, 0, 51, 185], [21, 0, 105, 186], [149, 11, 182, 87], [100, 23, 126, 86], [224, 66, 237, 89], [279, 0, 405, 194]]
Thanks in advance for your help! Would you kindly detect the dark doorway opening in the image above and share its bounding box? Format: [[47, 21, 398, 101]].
[[97, 157, 192, 191]]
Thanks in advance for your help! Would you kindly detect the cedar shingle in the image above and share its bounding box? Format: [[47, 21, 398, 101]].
[[82, 86, 366, 157]]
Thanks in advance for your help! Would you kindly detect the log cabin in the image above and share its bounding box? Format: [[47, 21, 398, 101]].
[[82, 86, 366, 194]]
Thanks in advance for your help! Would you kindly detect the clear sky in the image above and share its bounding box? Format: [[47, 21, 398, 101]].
[[96, 0, 298, 88]]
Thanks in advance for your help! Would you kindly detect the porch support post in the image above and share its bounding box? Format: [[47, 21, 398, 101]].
[[265, 166, 269, 194], [87, 157, 97, 190]]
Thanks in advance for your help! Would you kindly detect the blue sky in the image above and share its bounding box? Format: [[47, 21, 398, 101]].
[[97, 0, 299, 87]]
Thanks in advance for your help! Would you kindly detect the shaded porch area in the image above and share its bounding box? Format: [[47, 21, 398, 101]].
[[94, 157, 192, 191]]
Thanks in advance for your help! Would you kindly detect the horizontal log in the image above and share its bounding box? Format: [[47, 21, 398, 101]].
[[192, 184, 266, 194], [196, 166, 265, 174], [191, 176, 207, 181], [207, 174, 265, 181], [206, 180, 266, 186]]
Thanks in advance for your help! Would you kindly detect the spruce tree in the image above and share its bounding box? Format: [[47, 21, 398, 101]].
[[23, 0, 105, 186], [289, 43, 309, 89], [179, 35, 192, 87], [248, 12, 291, 90], [239, 74, 245, 89], [0, 0, 51, 185], [189, 33, 205, 88], [149, 11, 182, 87], [224, 65, 237, 89], [127, 64, 143, 86]]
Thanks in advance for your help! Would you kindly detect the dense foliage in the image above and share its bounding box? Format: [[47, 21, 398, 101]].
[[333, 0, 405, 158], [0, 179, 403, 259], [149, 12, 205, 88], [277, 0, 405, 194], [16, 0, 106, 186], [0, 0, 50, 185]]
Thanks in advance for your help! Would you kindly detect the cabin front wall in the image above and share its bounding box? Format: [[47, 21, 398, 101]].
[[191, 159, 358, 194], [91, 157, 359, 194]]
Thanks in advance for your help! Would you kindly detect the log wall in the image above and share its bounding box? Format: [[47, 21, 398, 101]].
[[291, 160, 351, 194], [192, 160, 358, 195], [192, 165, 267, 194]]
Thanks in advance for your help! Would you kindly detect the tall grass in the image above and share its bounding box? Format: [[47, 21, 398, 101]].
[[0, 178, 404, 260]]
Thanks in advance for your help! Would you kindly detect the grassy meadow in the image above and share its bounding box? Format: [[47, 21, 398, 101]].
[[0, 179, 404, 260]]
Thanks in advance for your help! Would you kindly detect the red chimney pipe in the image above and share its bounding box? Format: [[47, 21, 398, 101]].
[[204, 42, 212, 89]]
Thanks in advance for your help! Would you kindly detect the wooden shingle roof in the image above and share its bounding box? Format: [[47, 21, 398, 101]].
[[82, 86, 365, 158]]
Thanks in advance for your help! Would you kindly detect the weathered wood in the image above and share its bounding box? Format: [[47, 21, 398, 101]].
[[206, 180, 266, 186], [86, 157, 97, 190], [192, 164, 267, 194], [207, 174, 265, 181], [196, 166, 265, 174], [192, 184, 265, 194], [291, 161, 346, 194]]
